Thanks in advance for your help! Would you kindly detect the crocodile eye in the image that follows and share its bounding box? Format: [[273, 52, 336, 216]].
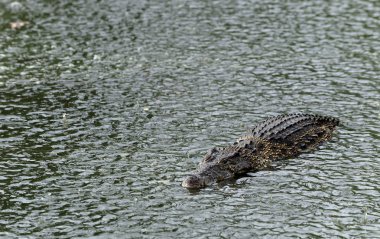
[[206, 147, 217, 156], [203, 147, 219, 162]]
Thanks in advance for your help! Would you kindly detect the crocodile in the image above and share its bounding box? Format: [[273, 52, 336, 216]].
[[182, 113, 339, 189]]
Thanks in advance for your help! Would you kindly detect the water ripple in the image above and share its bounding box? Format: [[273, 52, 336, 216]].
[[1, 0, 379, 238]]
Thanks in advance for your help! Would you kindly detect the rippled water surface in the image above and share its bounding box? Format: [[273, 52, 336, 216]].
[[1, 0, 379, 238]]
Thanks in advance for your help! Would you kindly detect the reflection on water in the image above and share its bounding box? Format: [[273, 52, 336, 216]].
[[0, 0, 379, 238]]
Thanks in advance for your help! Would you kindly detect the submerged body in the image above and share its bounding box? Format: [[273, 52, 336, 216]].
[[182, 113, 339, 189]]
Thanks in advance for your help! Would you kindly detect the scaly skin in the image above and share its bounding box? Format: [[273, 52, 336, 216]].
[[182, 113, 339, 189]]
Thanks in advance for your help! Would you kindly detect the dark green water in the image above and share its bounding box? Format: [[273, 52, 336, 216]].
[[0, 0, 379, 238]]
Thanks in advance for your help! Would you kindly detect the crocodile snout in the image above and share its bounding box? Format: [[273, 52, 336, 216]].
[[181, 174, 205, 189]]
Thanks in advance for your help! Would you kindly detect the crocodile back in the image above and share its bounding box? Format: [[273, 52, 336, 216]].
[[239, 114, 339, 159], [250, 113, 339, 140]]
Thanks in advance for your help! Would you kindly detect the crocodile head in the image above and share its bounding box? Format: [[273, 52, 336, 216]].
[[182, 147, 242, 189]]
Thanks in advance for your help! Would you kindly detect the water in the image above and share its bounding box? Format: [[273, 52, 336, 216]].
[[0, 0, 379, 238]]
